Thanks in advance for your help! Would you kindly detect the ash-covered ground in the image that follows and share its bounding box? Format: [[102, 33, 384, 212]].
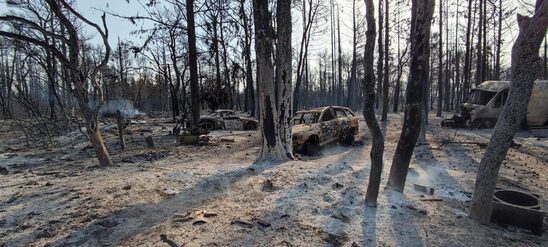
[[0, 113, 546, 247]]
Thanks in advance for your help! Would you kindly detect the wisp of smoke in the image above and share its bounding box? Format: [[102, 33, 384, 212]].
[[91, 98, 143, 118]]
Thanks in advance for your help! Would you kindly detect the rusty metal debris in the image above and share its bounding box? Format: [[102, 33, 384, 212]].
[[173, 210, 218, 225], [198, 109, 258, 131]]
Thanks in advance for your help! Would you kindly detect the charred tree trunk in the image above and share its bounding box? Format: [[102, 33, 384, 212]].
[[469, 1, 548, 224], [252, 0, 294, 162], [444, 2, 450, 111], [454, 1, 461, 109], [187, 0, 200, 127], [386, 0, 434, 192], [393, 7, 406, 113], [436, 0, 443, 117], [377, 0, 384, 110], [363, 0, 384, 207], [220, 9, 233, 110], [381, 0, 389, 121], [347, 0, 357, 109], [212, 14, 223, 108], [481, 0, 488, 82], [337, 7, 343, 106], [495, 0, 502, 79], [475, 0, 484, 86], [463, 0, 473, 102], [274, 0, 294, 160], [293, 0, 307, 112], [294, 0, 317, 112], [241, 0, 255, 116], [168, 31, 182, 118], [46, 49, 57, 120], [330, 0, 336, 104]]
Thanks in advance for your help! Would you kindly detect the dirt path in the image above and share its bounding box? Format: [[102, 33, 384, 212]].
[[0, 113, 546, 246]]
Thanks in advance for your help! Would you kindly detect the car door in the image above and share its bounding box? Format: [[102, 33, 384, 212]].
[[319, 108, 338, 144], [334, 108, 350, 129], [223, 111, 242, 129]]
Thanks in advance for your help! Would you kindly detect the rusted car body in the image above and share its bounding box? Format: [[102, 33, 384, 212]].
[[442, 80, 548, 128], [292, 106, 357, 154], [199, 110, 258, 131], [332, 106, 359, 134]]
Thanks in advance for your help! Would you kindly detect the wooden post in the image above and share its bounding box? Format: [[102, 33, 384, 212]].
[[116, 110, 126, 150]]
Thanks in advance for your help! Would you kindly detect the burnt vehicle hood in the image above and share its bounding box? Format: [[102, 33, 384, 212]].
[[461, 103, 485, 114], [460, 103, 486, 120]]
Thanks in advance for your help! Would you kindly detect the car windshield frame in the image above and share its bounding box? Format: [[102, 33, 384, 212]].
[[469, 90, 497, 105], [294, 111, 321, 124]]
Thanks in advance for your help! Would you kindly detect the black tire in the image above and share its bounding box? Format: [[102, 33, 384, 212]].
[[245, 122, 257, 130], [344, 130, 356, 145], [339, 128, 355, 145], [304, 140, 320, 155], [200, 121, 216, 131]]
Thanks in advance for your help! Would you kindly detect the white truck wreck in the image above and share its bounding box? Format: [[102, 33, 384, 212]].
[[442, 80, 548, 128]]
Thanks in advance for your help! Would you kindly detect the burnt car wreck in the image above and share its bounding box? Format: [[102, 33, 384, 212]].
[[292, 106, 358, 155], [198, 109, 258, 131], [442, 80, 548, 128]]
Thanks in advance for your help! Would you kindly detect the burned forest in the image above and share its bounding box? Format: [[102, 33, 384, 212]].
[[1, 0, 548, 246]]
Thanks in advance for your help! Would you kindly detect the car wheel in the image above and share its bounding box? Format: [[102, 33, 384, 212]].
[[344, 130, 355, 145], [304, 140, 320, 156], [245, 122, 257, 130], [200, 121, 216, 131]]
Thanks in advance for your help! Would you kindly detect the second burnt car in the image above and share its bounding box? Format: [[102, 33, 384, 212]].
[[292, 106, 358, 155], [198, 109, 259, 131]]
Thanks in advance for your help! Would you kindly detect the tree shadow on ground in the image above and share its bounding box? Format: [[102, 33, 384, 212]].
[[39, 161, 285, 247], [236, 145, 367, 246]]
